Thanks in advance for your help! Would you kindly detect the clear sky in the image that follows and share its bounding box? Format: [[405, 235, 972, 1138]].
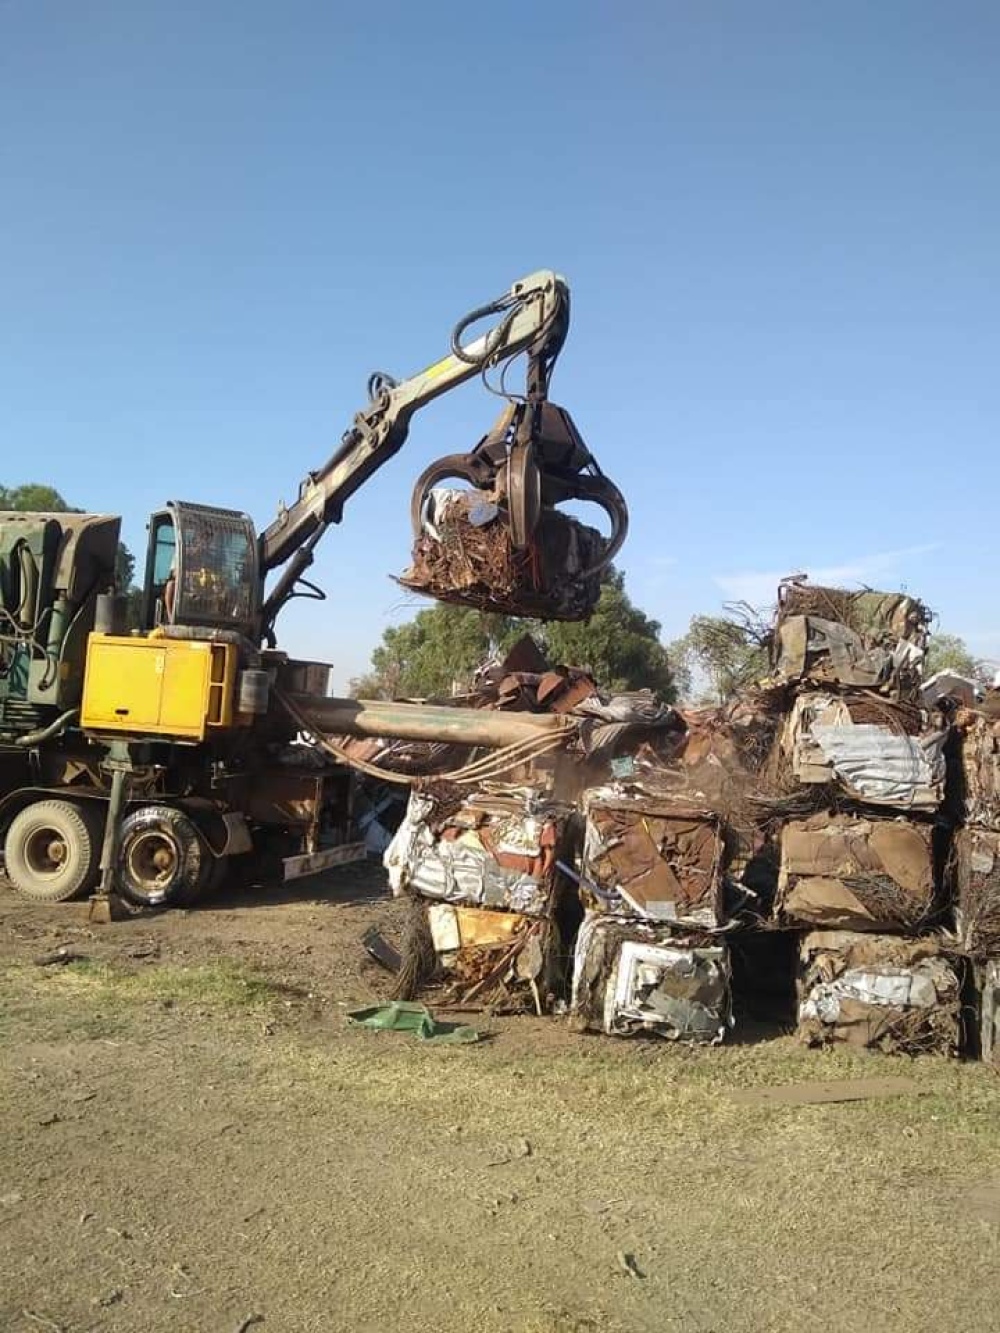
[[2, 2, 998, 688]]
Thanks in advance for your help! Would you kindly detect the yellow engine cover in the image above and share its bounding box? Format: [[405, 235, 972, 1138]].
[[81, 635, 238, 740]]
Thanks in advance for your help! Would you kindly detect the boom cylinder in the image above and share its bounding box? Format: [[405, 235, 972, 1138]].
[[288, 694, 573, 749]]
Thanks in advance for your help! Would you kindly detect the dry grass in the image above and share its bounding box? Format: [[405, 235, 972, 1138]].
[[4, 957, 276, 1009], [4, 958, 1000, 1332]]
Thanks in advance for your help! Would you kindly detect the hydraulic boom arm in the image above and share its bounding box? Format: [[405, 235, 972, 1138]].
[[258, 270, 570, 627]]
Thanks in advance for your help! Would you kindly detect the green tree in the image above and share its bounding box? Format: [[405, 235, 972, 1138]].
[[351, 606, 519, 698], [668, 611, 769, 704], [533, 570, 676, 699], [353, 570, 677, 701], [0, 483, 72, 511], [116, 543, 137, 591], [924, 632, 977, 678]]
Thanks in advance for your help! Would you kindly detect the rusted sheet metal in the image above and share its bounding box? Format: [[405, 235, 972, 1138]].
[[283, 842, 367, 880], [954, 706, 1000, 830], [291, 693, 573, 748], [776, 813, 937, 933], [243, 770, 324, 828], [580, 787, 727, 929], [772, 580, 931, 700], [952, 827, 1000, 956], [729, 1077, 925, 1107]]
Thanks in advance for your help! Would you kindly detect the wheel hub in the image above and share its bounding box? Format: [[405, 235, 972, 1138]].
[[24, 828, 68, 878], [126, 830, 178, 888]]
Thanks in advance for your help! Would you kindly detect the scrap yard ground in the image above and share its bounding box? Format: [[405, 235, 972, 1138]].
[[3, 867, 1000, 1333]]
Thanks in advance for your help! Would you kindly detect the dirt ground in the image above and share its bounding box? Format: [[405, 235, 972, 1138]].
[[3, 863, 1000, 1333]]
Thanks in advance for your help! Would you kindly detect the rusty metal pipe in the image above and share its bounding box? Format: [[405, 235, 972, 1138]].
[[288, 694, 573, 749]]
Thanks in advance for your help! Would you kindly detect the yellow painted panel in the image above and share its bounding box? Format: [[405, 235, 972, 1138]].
[[160, 643, 211, 736], [455, 907, 527, 948], [82, 640, 167, 731], [81, 636, 230, 740]]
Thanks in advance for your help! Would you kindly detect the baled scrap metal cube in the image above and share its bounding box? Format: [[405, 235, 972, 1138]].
[[426, 901, 556, 1006], [780, 691, 947, 812], [580, 788, 727, 929], [951, 827, 1000, 957], [384, 786, 573, 917], [777, 582, 931, 646], [797, 930, 960, 1055], [771, 584, 930, 699], [776, 812, 937, 932], [570, 911, 732, 1043], [954, 707, 1000, 831], [978, 959, 1000, 1068], [772, 616, 926, 697]]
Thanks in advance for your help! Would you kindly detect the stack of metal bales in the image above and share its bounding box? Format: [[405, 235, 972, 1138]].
[[373, 583, 995, 1056], [568, 790, 733, 1043], [767, 579, 961, 1055], [384, 783, 577, 1012]]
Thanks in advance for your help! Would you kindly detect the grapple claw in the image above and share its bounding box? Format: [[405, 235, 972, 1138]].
[[403, 400, 628, 621]]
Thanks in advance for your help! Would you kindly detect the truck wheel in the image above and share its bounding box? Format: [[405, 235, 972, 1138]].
[[4, 800, 101, 902], [116, 806, 204, 909]]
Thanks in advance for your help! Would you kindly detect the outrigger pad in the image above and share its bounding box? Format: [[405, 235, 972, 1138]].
[[398, 490, 606, 621]]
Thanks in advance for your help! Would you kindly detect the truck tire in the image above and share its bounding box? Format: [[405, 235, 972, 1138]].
[[171, 845, 226, 908], [197, 852, 229, 898], [116, 806, 204, 909], [4, 800, 101, 902]]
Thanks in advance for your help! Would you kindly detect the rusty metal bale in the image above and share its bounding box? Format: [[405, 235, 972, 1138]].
[[570, 911, 732, 1043], [951, 827, 1000, 957], [797, 930, 960, 1055], [776, 813, 938, 933], [398, 491, 606, 621]]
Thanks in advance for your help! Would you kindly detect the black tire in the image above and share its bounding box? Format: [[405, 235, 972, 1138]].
[[4, 800, 101, 902], [173, 844, 228, 908], [199, 852, 229, 897], [116, 806, 204, 909]]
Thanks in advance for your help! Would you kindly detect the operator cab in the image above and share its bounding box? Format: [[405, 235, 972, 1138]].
[[142, 501, 260, 641]]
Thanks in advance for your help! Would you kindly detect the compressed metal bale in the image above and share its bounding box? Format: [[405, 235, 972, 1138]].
[[398, 490, 604, 621], [570, 911, 732, 1043], [384, 786, 574, 917], [776, 583, 930, 645], [424, 902, 561, 1013], [952, 827, 1000, 957], [796, 929, 960, 1055], [776, 812, 937, 932], [580, 788, 727, 929], [780, 691, 947, 812], [954, 708, 1000, 831], [977, 959, 1000, 1068]]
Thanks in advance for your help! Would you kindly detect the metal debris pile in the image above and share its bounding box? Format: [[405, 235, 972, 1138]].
[[398, 488, 606, 621], [367, 576, 1000, 1061], [771, 580, 931, 698], [735, 578, 960, 1056], [797, 931, 960, 1055]]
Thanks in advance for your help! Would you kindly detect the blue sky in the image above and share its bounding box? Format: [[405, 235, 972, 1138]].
[[2, 2, 998, 688]]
